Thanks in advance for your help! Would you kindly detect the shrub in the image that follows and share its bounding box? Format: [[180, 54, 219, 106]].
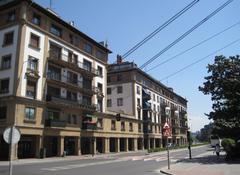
[[221, 138, 236, 158]]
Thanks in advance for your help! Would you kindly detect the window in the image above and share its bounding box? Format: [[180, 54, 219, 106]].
[[117, 74, 122, 81], [1, 55, 11, 70], [121, 122, 125, 131], [137, 86, 140, 94], [26, 80, 36, 98], [97, 66, 103, 77], [68, 51, 78, 64], [107, 87, 111, 95], [137, 110, 141, 120], [97, 98, 103, 112], [67, 114, 77, 124], [0, 79, 9, 94], [111, 120, 116, 130], [82, 96, 91, 105], [25, 107, 35, 120], [7, 10, 15, 22], [3, 31, 14, 46], [138, 123, 142, 132], [83, 59, 92, 72], [67, 71, 78, 85], [107, 76, 111, 83], [107, 99, 112, 107], [157, 96, 159, 103], [47, 65, 61, 81], [97, 118, 103, 129], [153, 94, 156, 101], [96, 50, 105, 59], [83, 77, 92, 89], [0, 106, 7, 119], [47, 109, 60, 120], [29, 33, 40, 49], [27, 56, 38, 72], [117, 86, 122, 94], [32, 13, 41, 26], [153, 104, 156, 111], [129, 123, 133, 132], [67, 90, 77, 101], [97, 83, 103, 93], [83, 43, 93, 54], [137, 98, 141, 106], [50, 24, 62, 37], [117, 98, 123, 106]]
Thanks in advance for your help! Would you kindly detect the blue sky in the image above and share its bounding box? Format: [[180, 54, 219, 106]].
[[35, 0, 240, 132]]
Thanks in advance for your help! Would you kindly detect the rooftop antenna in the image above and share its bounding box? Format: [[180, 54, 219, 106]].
[[50, 0, 52, 9]]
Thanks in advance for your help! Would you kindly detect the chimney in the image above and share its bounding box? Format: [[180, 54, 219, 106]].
[[117, 55, 122, 64], [69, 21, 74, 27]]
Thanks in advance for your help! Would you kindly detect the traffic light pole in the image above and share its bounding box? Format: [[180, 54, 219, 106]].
[[166, 137, 170, 170]]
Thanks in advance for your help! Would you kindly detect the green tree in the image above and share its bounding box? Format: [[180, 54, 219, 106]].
[[196, 123, 213, 142], [199, 55, 240, 139]]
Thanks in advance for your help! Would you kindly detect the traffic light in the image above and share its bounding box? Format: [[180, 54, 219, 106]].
[[116, 113, 121, 121], [187, 131, 191, 143]]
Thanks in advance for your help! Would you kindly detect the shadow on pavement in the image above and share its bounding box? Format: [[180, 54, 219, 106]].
[[178, 154, 240, 165]]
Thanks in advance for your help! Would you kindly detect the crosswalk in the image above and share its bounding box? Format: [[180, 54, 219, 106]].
[[41, 154, 187, 172]]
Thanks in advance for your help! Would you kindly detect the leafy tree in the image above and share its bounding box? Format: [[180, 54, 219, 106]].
[[199, 55, 240, 139], [196, 123, 213, 142]]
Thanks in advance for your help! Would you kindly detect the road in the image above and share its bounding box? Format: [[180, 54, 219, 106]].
[[0, 145, 209, 175]]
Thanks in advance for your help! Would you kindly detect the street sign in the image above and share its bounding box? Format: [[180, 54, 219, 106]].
[[163, 128, 171, 137], [3, 126, 21, 144], [163, 122, 170, 129]]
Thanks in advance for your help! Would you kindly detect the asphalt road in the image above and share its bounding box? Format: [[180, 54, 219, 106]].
[[0, 145, 209, 175]]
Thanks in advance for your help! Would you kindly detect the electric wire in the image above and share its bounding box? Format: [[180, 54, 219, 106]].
[[146, 21, 240, 72], [160, 38, 240, 81], [121, 0, 200, 59], [140, 0, 234, 69]]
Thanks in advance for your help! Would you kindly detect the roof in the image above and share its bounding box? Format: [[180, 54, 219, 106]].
[[0, 0, 112, 53], [108, 62, 188, 103]]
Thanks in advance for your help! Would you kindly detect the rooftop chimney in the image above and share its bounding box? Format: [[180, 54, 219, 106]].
[[117, 55, 123, 64]]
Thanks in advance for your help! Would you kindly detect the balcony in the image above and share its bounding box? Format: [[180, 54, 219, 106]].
[[142, 102, 151, 111], [46, 94, 97, 111], [45, 119, 66, 127], [25, 68, 40, 80], [48, 50, 99, 77], [46, 72, 100, 95], [142, 88, 151, 100]]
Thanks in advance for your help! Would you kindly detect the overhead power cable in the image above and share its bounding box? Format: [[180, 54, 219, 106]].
[[160, 38, 240, 81], [146, 21, 240, 72], [140, 0, 234, 69], [121, 0, 200, 59]]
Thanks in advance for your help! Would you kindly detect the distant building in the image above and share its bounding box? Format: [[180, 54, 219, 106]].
[[107, 58, 188, 149]]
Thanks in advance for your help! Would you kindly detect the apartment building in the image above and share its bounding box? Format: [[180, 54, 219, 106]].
[[0, 0, 118, 160], [107, 57, 188, 150]]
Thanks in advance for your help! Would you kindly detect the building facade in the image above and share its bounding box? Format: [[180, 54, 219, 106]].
[[107, 58, 188, 150], [0, 0, 188, 160]]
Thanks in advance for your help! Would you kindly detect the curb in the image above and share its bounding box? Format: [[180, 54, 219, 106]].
[[160, 170, 174, 175]]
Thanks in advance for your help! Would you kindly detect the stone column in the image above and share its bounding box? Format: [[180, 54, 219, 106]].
[[90, 137, 96, 155], [58, 136, 64, 157], [115, 138, 120, 152], [153, 138, 156, 149], [148, 138, 151, 150], [134, 138, 138, 151], [124, 138, 128, 152], [103, 137, 109, 153], [75, 137, 81, 155], [36, 135, 43, 158]]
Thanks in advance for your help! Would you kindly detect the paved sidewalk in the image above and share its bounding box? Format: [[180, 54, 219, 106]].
[[160, 149, 240, 175]]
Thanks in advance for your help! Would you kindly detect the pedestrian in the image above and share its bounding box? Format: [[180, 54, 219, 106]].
[[215, 144, 220, 157]]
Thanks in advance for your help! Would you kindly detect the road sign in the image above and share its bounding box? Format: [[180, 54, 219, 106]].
[[3, 126, 21, 144], [163, 128, 171, 137], [163, 122, 170, 129]]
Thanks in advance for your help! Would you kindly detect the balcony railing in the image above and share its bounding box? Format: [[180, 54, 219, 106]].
[[45, 119, 66, 127], [46, 72, 100, 94], [46, 94, 97, 111], [48, 50, 99, 76]]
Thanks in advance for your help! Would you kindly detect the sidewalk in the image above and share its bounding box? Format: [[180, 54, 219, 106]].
[[160, 149, 240, 175]]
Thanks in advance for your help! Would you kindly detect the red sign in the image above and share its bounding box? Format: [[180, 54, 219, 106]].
[[163, 122, 170, 129]]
